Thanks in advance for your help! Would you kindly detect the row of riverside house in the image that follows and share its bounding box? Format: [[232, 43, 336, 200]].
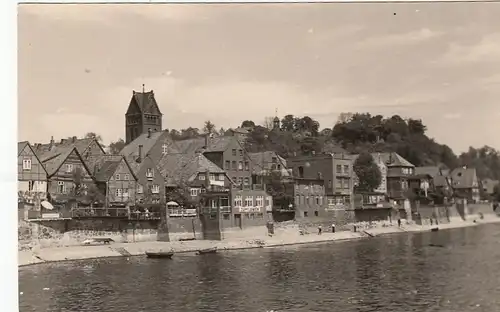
[[18, 88, 489, 239]]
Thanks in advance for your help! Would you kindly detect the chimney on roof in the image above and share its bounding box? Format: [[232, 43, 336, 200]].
[[72, 136, 77, 143], [137, 145, 143, 163], [204, 134, 209, 147], [147, 128, 152, 138], [50, 136, 54, 145]]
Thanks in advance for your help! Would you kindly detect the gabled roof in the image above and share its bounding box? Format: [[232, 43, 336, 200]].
[[120, 130, 179, 160], [18, 141, 29, 156], [34, 137, 105, 161], [41, 147, 94, 178], [158, 152, 225, 187], [374, 152, 414, 168], [450, 167, 478, 189], [86, 154, 137, 182], [126, 91, 162, 116], [247, 151, 290, 176], [18, 141, 48, 175]]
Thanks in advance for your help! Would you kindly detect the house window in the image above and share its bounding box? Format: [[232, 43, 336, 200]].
[[151, 184, 160, 194], [316, 196, 320, 205], [218, 174, 225, 181], [190, 188, 200, 196], [225, 161, 230, 170], [298, 166, 304, 178], [28, 181, 34, 191], [209, 174, 216, 181], [304, 211, 308, 217], [328, 180, 332, 188], [123, 188, 129, 197], [256, 195, 264, 207], [124, 174, 130, 181], [199, 174, 206, 180], [239, 149, 243, 156], [277, 164, 281, 170], [66, 164, 73, 173], [237, 177, 243, 185], [343, 179, 350, 189], [245, 196, 254, 207], [319, 196, 323, 206], [295, 196, 299, 205], [234, 195, 242, 207], [146, 168, 154, 178], [220, 196, 230, 207], [223, 213, 230, 220], [328, 198, 335, 206], [115, 188, 123, 197], [57, 181, 65, 193], [232, 149, 237, 156], [272, 157, 277, 163], [231, 161, 237, 170], [115, 174, 120, 180], [314, 211, 319, 217], [243, 177, 250, 186], [137, 185, 143, 194], [344, 165, 349, 174], [22, 159, 32, 170], [162, 144, 168, 155], [244, 161, 250, 171], [336, 165, 342, 174], [238, 161, 243, 171], [336, 178, 342, 188]]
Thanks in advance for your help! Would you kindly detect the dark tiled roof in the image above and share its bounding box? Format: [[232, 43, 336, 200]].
[[128, 91, 162, 115], [120, 130, 179, 160], [450, 167, 477, 189], [415, 166, 449, 187], [174, 137, 205, 154], [34, 138, 101, 162], [247, 151, 289, 176], [158, 152, 224, 186], [42, 147, 78, 177], [18, 141, 28, 156], [86, 154, 129, 182], [373, 152, 414, 168]]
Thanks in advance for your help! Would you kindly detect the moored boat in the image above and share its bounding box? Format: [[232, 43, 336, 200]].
[[196, 247, 217, 255], [145, 251, 174, 259]]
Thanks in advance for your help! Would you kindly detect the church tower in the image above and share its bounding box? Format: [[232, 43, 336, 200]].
[[125, 85, 163, 144], [272, 108, 280, 130]]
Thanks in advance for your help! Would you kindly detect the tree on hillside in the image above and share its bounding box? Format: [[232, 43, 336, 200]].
[[108, 139, 125, 154], [264, 171, 294, 210], [459, 146, 500, 180], [241, 120, 256, 128], [203, 120, 216, 135], [353, 152, 382, 193], [85, 132, 103, 142]]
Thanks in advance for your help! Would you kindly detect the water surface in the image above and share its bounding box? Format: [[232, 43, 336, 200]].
[[19, 224, 500, 312]]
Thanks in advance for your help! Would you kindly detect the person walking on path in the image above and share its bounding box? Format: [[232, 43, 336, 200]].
[[331, 223, 336, 233], [318, 225, 322, 235], [397, 219, 401, 227]]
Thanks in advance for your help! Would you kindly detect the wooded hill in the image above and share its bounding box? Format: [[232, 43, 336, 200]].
[[101, 113, 500, 181]]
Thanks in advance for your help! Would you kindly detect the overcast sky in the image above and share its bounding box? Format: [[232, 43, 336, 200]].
[[18, 3, 500, 153]]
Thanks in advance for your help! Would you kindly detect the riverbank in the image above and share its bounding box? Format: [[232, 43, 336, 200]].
[[18, 214, 500, 267]]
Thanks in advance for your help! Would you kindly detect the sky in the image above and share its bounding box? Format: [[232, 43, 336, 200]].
[[18, 3, 500, 154]]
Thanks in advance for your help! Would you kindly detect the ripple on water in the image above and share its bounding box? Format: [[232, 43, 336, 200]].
[[19, 224, 500, 312]]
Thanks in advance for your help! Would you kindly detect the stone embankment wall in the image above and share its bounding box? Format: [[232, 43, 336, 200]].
[[18, 217, 204, 250]]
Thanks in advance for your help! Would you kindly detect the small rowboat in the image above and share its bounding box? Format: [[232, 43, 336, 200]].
[[145, 251, 174, 259], [196, 247, 217, 255], [431, 227, 439, 232]]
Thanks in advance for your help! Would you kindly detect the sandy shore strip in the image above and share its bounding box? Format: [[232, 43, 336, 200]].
[[18, 215, 500, 267]]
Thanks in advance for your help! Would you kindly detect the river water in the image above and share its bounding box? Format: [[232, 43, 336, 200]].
[[19, 224, 500, 312]]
